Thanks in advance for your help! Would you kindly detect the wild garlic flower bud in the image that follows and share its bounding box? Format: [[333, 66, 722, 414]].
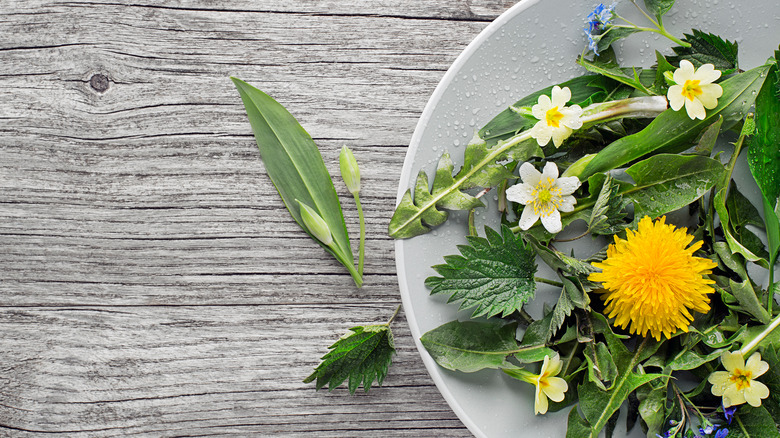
[[298, 200, 333, 246], [339, 145, 361, 195]]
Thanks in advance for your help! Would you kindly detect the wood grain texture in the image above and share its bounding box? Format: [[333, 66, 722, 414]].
[[0, 0, 518, 436]]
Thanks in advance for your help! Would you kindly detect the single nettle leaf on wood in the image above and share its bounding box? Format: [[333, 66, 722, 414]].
[[304, 325, 395, 394], [668, 29, 739, 75], [425, 225, 537, 318], [420, 320, 518, 373]]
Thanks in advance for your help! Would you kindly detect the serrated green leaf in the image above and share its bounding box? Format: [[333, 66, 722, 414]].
[[231, 78, 359, 284], [582, 62, 771, 179], [668, 29, 739, 75], [567, 406, 592, 438], [425, 225, 537, 318], [420, 320, 518, 372], [643, 0, 675, 19], [728, 405, 780, 438], [587, 173, 629, 236], [666, 348, 726, 371], [304, 324, 395, 394], [623, 154, 724, 220]]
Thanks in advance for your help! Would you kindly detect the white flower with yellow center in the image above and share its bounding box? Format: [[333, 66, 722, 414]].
[[529, 86, 583, 147], [667, 60, 723, 120], [506, 162, 581, 234], [708, 351, 770, 407]]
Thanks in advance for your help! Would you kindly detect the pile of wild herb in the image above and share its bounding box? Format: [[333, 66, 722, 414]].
[[388, 1, 780, 437]]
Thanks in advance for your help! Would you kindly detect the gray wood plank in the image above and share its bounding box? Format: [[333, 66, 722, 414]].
[[0, 0, 518, 435]]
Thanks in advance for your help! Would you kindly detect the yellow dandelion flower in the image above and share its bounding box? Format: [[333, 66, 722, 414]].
[[588, 216, 716, 341]]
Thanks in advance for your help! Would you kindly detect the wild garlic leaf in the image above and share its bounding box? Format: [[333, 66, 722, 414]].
[[304, 324, 395, 394], [420, 320, 518, 372], [425, 225, 537, 318], [668, 30, 739, 75], [587, 173, 629, 236]]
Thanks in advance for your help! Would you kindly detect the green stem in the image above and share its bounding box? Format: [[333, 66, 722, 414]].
[[386, 304, 401, 326], [739, 309, 780, 356], [354, 193, 365, 277], [535, 277, 564, 287]]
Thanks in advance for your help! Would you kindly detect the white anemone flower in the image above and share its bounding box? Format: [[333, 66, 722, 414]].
[[667, 60, 723, 120], [506, 162, 581, 234], [529, 86, 583, 147]]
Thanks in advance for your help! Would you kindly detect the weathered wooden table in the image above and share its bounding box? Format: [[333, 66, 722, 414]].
[[1, 1, 518, 436]]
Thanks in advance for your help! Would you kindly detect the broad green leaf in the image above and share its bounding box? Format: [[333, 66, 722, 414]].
[[728, 405, 780, 438], [666, 348, 725, 371], [739, 323, 780, 355], [729, 278, 772, 324], [304, 324, 395, 394], [715, 241, 750, 281], [692, 115, 723, 156], [577, 55, 652, 95], [582, 63, 772, 179], [567, 407, 592, 438], [623, 154, 724, 220], [585, 341, 618, 390], [587, 173, 629, 236], [651, 50, 677, 97], [636, 381, 668, 438], [758, 345, 780, 425], [747, 50, 780, 269], [425, 225, 537, 318], [231, 78, 358, 283], [596, 27, 644, 55], [420, 320, 518, 372], [643, 0, 675, 20], [668, 29, 739, 75]]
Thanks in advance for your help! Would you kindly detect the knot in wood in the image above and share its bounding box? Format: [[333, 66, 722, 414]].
[[89, 74, 110, 92]]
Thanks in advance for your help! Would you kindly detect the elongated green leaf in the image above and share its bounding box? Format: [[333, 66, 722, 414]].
[[623, 154, 724, 219], [582, 63, 772, 179], [420, 320, 518, 372], [596, 27, 644, 55], [425, 225, 537, 318], [729, 278, 772, 324], [304, 324, 395, 394], [577, 56, 652, 95], [666, 348, 725, 371], [231, 78, 358, 280], [714, 188, 770, 268]]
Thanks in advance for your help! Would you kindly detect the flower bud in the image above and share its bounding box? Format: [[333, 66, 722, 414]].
[[339, 145, 361, 195], [298, 200, 333, 246]]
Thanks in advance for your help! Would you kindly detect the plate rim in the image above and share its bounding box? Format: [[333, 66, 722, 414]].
[[394, 1, 541, 436]]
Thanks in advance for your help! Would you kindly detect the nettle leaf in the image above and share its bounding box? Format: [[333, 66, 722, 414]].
[[623, 154, 724, 220], [643, 0, 675, 20], [425, 225, 537, 318], [304, 324, 395, 394], [587, 173, 629, 236], [420, 320, 518, 372], [668, 29, 739, 75], [582, 62, 771, 179], [389, 138, 541, 239]]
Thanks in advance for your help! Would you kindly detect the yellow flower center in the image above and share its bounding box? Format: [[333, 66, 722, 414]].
[[531, 177, 562, 216], [545, 106, 564, 128], [681, 79, 703, 101], [730, 369, 753, 391]]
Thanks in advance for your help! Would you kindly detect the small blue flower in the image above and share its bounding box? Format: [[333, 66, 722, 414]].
[[584, 2, 617, 54], [714, 428, 729, 438], [723, 405, 737, 424]]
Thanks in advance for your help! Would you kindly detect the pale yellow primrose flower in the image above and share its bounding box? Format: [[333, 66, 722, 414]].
[[708, 351, 770, 407], [506, 162, 581, 234], [530, 86, 583, 147], [532, 354, 568, 415], [667, 60, 723, 120]]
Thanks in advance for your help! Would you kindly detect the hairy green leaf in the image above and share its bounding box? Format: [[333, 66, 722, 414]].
[[728, 405, 780, 438], [668, 29, 739, 75], [425, 225, 537, 318], [231, 78, 359, 284], [623, 154, 724, 220], [582, 62, 771, 179], [304, 324, 395, 394], [420, 320, 517, 372], [643, 0, 675, 19]]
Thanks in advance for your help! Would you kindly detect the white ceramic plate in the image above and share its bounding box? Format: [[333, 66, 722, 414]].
[[395, 1, 780, 437]]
